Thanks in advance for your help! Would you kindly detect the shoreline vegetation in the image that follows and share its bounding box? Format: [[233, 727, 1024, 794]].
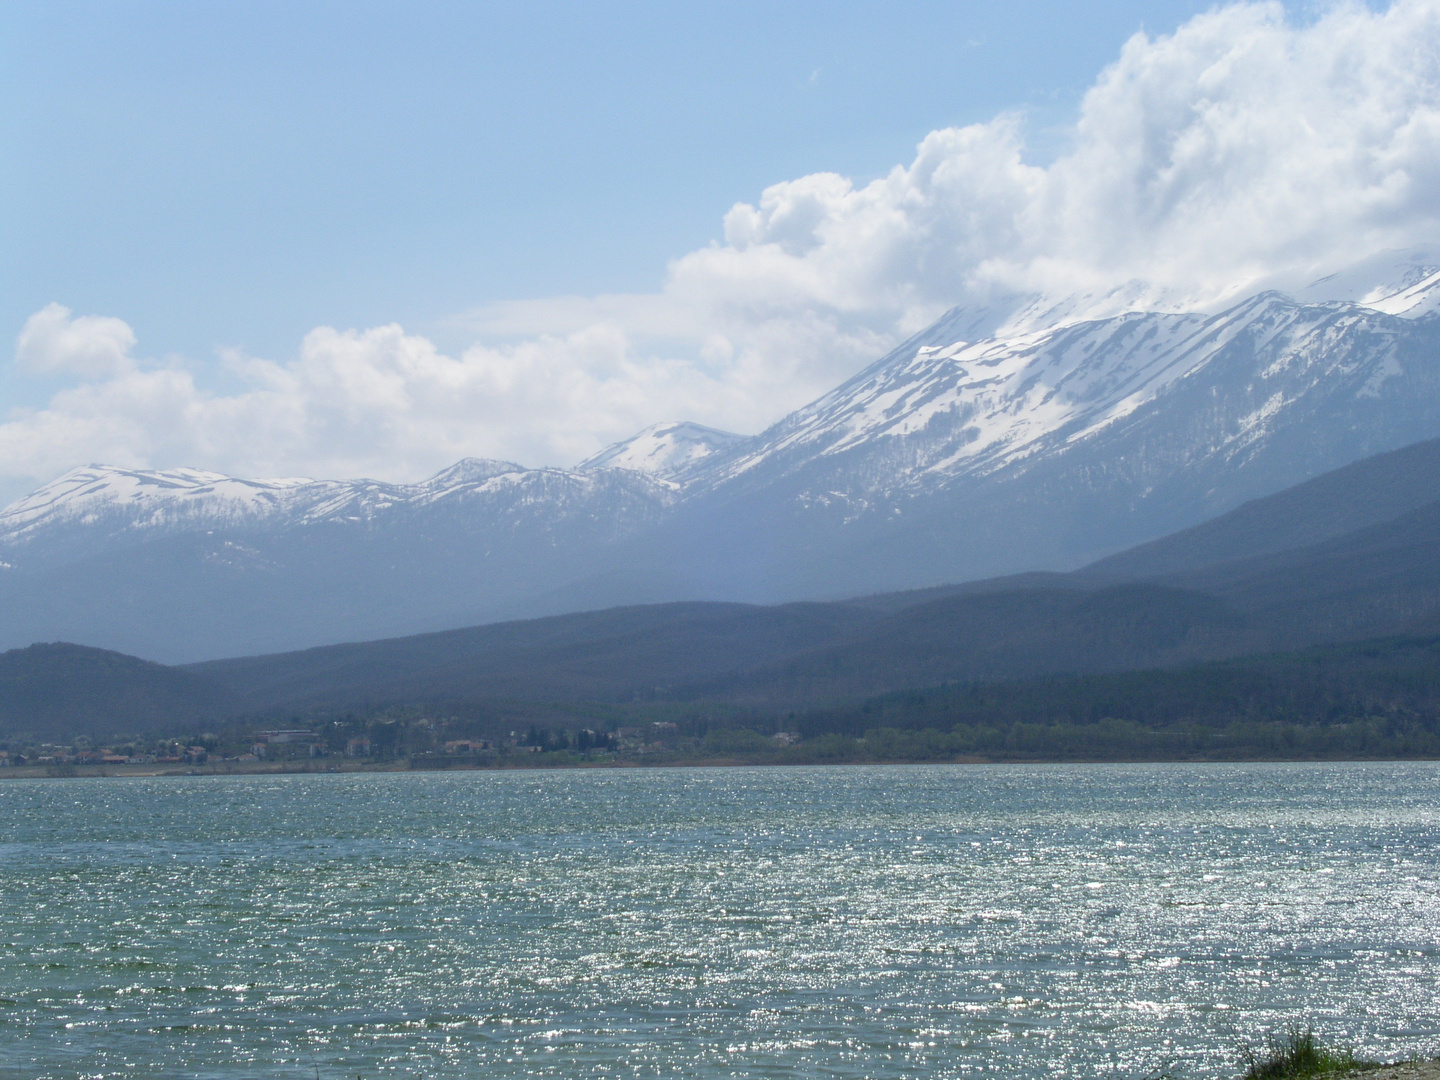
[[1233, 1029, 1438, 1080], [4, 740, 1438, 779]]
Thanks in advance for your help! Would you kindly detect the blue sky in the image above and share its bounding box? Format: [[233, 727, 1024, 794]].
[[4, 0, 1219, 364], [3, 0, 1431, 500]]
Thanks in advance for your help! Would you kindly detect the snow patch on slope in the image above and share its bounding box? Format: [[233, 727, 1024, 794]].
[[703, 297, 1292, 489], [0, 465, 327, 543], [0, 459, 678, 554], [576, 421, 746, 480], [1293, 249, 1440, 314]]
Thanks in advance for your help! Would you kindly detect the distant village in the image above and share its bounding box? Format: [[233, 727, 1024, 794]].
[[0, 716, 807, 774]]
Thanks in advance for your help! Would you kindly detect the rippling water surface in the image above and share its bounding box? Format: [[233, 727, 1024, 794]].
[[1, 763, 1438, 1078]]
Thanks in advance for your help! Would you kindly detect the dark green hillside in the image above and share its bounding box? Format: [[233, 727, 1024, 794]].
[[1168, 499, 1440, 641], [183, 583, 1266, 716], [1084, 435, 1440, 580], [188, 600, 878, 712], [0, 643, 233, 739], [688, 583, 1260, 702], [793, 635, 1440, 760], [185, 487, 1440, 722], [7, 631, 1440, 762]]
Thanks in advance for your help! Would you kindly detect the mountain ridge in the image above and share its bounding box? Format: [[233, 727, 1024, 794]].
[[7, 249, 1440, 661]]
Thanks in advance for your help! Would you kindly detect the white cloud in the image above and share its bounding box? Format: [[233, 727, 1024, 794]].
[[1030, 0, 1440, 299], [6, 0, 1440, 502], [15, 303, 137, 378], [0, 320, 770, 496]]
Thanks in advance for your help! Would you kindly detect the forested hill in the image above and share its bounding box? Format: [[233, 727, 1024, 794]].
[[1082, 435, 1440, 581], [794, 634, 1440, 761], [0, 643, 234, 738]]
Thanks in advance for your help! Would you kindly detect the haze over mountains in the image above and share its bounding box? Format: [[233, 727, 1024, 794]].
[[170, 434, 1440, 707], [5, 249, 1440, 663], [9, 426, 1440, 741]]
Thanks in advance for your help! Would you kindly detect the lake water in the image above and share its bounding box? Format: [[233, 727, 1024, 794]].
[[1, 763, 1438, 1079]]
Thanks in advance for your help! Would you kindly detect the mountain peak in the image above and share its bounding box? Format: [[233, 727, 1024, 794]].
[[576, 421, 746, 480], [421, 458, 527, 488], [1290, 248, 1440, 315]]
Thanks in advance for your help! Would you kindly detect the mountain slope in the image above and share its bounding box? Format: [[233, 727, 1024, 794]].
[[575, 421, 744, 480], [0, 463, 676, 662], [7, 252, 1440, 660], [686, 584, 1257, 703], [0, 643, 233, 739], [1157, 498, 1440, 643], [1083, 436, 1440, 580], [585, 289, 1440, 606], [188, 600, 879, 712], [0, 457, 655, 571], [190, 434, 1440, 712], [690, 249, 1440, 506]]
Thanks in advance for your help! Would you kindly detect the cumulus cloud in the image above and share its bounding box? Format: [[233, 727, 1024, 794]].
[[15, 303, 138, 378], [661, 0, 1440, 321], [6, 0, 1440, 501], [0, 318, 772, 497], [1029, 0, 1440, 299]]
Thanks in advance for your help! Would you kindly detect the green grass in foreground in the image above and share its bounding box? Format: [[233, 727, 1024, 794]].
[[1240, 1028, 1378, 1079]]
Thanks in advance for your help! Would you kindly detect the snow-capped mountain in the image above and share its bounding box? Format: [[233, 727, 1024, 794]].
[[692, 250, 1440, 501], [1, 466, 341, 556], [0, 459, 676, 660], [575, 421, 744, 480], [1292, 248, 1440, 311], [0, 459, 673, 566], [6, 249, 1440, 661]]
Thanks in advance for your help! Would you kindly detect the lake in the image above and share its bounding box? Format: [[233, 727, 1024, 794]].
[[1, 763, 1437, 1078]]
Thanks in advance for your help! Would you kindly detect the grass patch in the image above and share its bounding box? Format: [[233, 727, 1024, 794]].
[[1241, 1027, 1378, 1079]]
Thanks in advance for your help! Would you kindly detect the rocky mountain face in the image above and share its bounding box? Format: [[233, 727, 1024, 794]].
[[5, 251, 1440, 662]]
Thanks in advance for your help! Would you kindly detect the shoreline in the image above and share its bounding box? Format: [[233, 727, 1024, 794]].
[[2, 752, 1439, 779]]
